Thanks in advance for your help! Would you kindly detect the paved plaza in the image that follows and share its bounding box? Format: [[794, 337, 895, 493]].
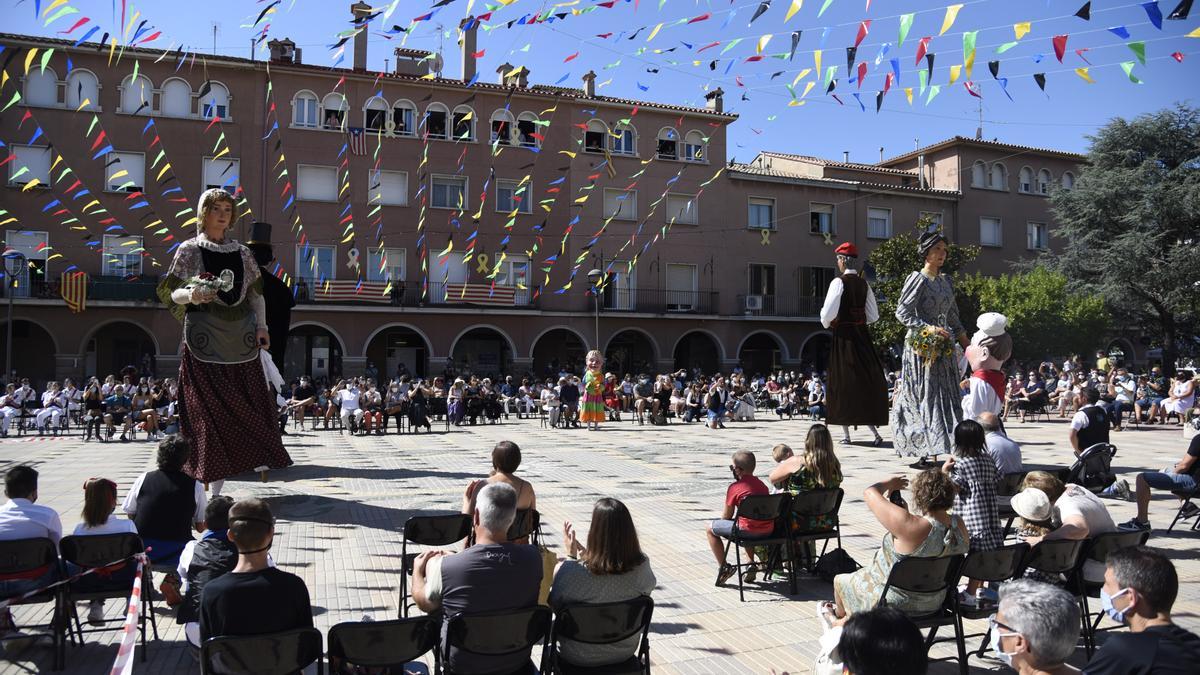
[[1, 413, 1197, 674]]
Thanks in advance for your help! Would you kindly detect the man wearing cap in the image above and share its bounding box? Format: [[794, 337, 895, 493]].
[[820, 242, 888, 446], [245, 222, 295, 373]]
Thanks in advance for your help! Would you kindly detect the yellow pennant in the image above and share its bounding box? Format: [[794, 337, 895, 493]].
[[813, 50, 822, 78], [1187, 26, 1200, 37], [23, 48, 38, 75], [904, 87, 914, 105], [1075, 67, 1095, 83], [801, 81, 816, 97], [791, 68, 811, 87], [785, 0, 803, 22], [949, 64, 962, 84], [940, 4, 964, 36], [1014, 22, 1031, 40], [757, 34, 772, 55], [646, 23, 663, 42]]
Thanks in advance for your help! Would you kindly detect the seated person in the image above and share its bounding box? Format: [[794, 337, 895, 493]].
[[706, 451, 773, 585], [176, 496, 240, 649], [412, 483, 543, 674], [72, 477, 139, 625], [287, 376, 317, 430], [462, 441, 537, 544], [993, 579, 1082, 674], [1083, 546, 1200, 674], [1110, 433, 1200, 531], [0, 384, 22, 437], [632, 375, 656, 422], [1069, 387, 1110, 457], [102, 384, 134, 441], [122, 436, 207, 566], [559, 377, 581, 427], [821, 470, 967, 625], [768, 426, 843, 567], [540, 381, 561, 427], [774, 388, 796, 418], [836, 607, 928, 675], [619, 375, 634, 412], [807, 379, 827, 419], [336, 381, 364, 431], [1017, 471, 1115, 583], [0, 466, 62, 637], [979, 412, 1022, 477], [551, 498, 655, 667], [1134, 368, 1167, 423], [199, 499, 312, 643], [35, 382, 66, 434]]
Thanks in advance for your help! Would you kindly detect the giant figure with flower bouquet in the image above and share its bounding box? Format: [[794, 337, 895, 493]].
[[889, 231, 971, 462], [156, 188, 292, 496]]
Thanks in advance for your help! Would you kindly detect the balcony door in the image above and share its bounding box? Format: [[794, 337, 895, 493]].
[[747, 263, 775, 313], [603, 263, 636, 311]]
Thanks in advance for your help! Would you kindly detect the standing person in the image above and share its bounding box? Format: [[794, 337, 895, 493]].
[[244, 222, 295, 375], [942, 420, 1001, 599], [580, 350, 606, 431], [820, 242, 888, 446], [890, 231, 969, 462], [155, 188, 292, 491]]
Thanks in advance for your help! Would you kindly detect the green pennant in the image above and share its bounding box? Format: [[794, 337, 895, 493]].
[[926, 84, 942, 104], [824, 65, 838, 89], [720, 38, 744, 55], [995, 41, 1019, 54], [1120, 61, 1142, 83], [898, 13, 914, 48], [963, 30, 978, 65], [819, 0, 836, 18], [1127, 41, 1146, 65], [919, 69, 928, 94]]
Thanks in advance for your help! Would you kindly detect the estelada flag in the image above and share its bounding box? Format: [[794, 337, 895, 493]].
[[60, 271, 87, 313]]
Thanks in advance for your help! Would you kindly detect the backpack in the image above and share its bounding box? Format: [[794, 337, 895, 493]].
[[813, 548, 862, 582]]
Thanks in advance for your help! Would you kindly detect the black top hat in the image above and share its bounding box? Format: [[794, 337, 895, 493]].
[[247, 221, 273, 246]]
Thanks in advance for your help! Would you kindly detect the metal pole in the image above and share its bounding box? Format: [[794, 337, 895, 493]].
[[5, 279, 12, 385], [593, 292, 599, 350]]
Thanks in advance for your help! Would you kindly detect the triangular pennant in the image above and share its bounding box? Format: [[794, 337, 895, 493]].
[[1142, 1, 1163, 29], [1120, 61, 1143, 83], [898, 13, 914, 47], [789, 31, 802, 60], [1074, 67, 1095, 83], [940, 4, 964, 36], [988, 60, 1000, 78], [1167, 0, 1193, 19], [1014, 22, 1031, 40], [1108, 26, 1131, 39], [1034, 72, 1047, 91], [1053, 34, 1068, 62], [915, 36, 930, 65], [1128, 41, 1146, 64], [855, 20, 870, 48], [1075, 2, 1091, 20], [846, 46, 858, 75]]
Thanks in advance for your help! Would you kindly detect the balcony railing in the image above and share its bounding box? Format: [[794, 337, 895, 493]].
[[735, 294, 822, 318], [0, 276, 159, 302], [601, 287, 719, 314], [295, 280, 538, 309]]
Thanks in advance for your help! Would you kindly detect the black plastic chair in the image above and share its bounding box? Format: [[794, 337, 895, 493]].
[[1079, 530, 1150, 652], [547, 596, 654, 675], [398, 513, 472, 617], [1167, 485, 1200, 532], [787, 488, 843, 571], [1018, 538, 1090, 654], [0, 537, 66, 670], [877, 554, 968, 675], [59, 533, 158, 661], [510, 508, 541, 545], [201, 626, 324, 675], [327, 615, 439, 675], [442, 605, 552, 675], [716, 493, 793, 600], [956, 543, 1030, 657]]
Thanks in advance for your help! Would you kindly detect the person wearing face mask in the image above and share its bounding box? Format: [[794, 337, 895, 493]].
[[989, 579, 1081, 673], [1083, 546, 1200, 674]]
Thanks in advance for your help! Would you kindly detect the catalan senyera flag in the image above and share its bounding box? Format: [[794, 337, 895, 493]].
[[60, 271, 88, 313]]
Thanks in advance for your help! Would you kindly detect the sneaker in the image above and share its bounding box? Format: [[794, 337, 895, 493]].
[[87, 600, 105, 625], [957, 590, 978, 608], [1113, 479, 1131, 502], [715, 564, 736, 586], [839, 437, 852, 445], [743, 564, 759, 584], [1119, 517, 1151, 532]]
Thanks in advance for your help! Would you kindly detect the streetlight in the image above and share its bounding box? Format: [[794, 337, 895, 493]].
[[587, 268, 602, 350], [3, 251, 27, 386]]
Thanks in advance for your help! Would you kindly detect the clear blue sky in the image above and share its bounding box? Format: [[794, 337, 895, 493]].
[[9, 0, 1198, 161]]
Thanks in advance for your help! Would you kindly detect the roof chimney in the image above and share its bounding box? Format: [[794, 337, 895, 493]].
[[843, 151, 850, 163], [582, 70, 597, 97], [268, 38, 298, 64], [879, 146, 884, 163], [496, 63, 529, 87], [459, 16, 478, 83], [704, 87, 724, 113], [351, 1, 371, 72]]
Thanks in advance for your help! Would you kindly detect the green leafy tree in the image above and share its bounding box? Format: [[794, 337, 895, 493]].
[[866, 220, 979, 365], [1044, 104, 1200, 372], [956, 267, 1110, 365]]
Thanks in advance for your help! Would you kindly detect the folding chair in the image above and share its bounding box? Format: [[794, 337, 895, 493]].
[[467, 508, 541, 547], [0, 537, 67, 670], [59, 533, 158, 661], [787, 488, 843, 572], [547, 596, 654, 675], [398, 514, 472, 617], [442, 606, 551, 675], [1167, 484, 1200, 532], [201, 626, 324, 675], [957, 543, 1030, 657], [878, 554, 968, 675], [327, 615, 439, 674], [1019, 538, 1090, 655], [1079, 529, 1150, 651], [716, 493, 793, 600]]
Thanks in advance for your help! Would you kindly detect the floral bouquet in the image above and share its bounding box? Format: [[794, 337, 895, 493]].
[[908, 325, 954, 363], [187, 269, 235, 295]]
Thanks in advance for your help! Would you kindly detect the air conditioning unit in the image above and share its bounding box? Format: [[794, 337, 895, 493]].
[[744, 295, 763, 311]]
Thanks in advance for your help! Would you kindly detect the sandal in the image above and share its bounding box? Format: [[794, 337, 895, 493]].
[[715, 564, 736, 586], [743, 564, 760, 584], [816, 601, 837, 631]]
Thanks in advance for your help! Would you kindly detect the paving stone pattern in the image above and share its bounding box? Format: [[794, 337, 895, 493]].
[[1, 415, 1196, 674]]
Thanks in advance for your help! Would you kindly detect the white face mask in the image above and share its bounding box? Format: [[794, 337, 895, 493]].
[[988, 616, 1022, 668]]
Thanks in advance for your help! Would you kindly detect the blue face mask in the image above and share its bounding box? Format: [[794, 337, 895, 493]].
[[1100, 587, 1131, 623]]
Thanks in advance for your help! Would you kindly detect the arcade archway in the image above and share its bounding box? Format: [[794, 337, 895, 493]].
[[285, 323, 345, 382], [450, 326, 514, 379], [364, 325, 430, 380], [738, 331, 784, 377], [605, 329, 658, 377], [530, 328, 588, 378], [673, 331, 721, 376]]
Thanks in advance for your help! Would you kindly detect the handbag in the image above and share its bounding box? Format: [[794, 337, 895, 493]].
[[813, 626, 844, 675], [536, 545, 557, 606], [813, 548, 862, 582]]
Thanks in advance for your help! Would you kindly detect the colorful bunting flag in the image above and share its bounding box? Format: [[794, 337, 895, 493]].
[[1128, 41, 1146, 64], [1120, 61, 1143, 83], [1074, 67, 1095, 83], [898, 13, 914, 47], [1053, 34, 1068, 62], [1075, 2, 1091, 20], [940, 4, 963, 36], [1014, 22, 1031, 40], [1142, 1, 1163, 29]]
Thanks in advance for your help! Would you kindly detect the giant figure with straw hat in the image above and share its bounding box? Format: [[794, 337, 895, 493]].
[[820, 242, 888, 446]]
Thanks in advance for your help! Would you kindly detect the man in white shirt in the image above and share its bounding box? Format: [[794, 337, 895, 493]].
[[1107, 369, 1137, 431], [337, 382, 364, 431], [979, 412, 1022, 476], [0, 466, 63, 636], [0, 384, 22, 437]]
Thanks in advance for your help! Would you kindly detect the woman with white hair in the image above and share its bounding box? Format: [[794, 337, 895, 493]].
[[156, 188, 292, 493], [991, 578, 1081, 673]]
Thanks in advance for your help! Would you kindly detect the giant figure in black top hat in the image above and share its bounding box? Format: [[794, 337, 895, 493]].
[[245, 222, 295, 372]]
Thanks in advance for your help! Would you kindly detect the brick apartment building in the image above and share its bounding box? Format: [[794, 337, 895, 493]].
[[1, 14, 1097, 387]]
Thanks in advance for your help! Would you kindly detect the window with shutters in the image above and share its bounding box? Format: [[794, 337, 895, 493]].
[[656, 127, 678, 160], [321, 94, 346, 130], [295, 244, 335, 283], [431, 175, 467, 210], [8, 146, 51, 187], [611, 123, 636, 155], [367, 248, 406, 283], [364, 97, 388, 131], [810, 203, 834, 235], [202, 157, 240, 192], [3, 230, 48, 295], [297, 165, 338, 202], [1027, 222, 1048, 250], [1037, 169, 1053, 195], [392, 100, 416, 135], [585, 120, 607, 153], [517, 112, 539, 148], [65, 70, 99, 111], [603, 189, 637, 221], [293, 90, 319, 128], [665, 194, 697, 225], [368, 170, 408, 207], [425, 104, 448, 139], [105, 151, 145, 192], [23, 68, 58, 107], [1018, 166, 1034, 194], [980, 217, 1003, 247], [867, 207, 892, 239], [666, 264, 697, 311], [496, 179, 531, 214], [120, 74, 153, 114], [747, 197, 775, 230], [102, 234, 143, 276], [452, 106, 475, 141], [199, 82, 230, 119]]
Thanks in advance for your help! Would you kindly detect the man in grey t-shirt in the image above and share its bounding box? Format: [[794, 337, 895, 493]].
[[412, 482, 542, 673], [980, 412, 1022, 476]]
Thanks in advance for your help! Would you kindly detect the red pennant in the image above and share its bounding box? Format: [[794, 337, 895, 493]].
[[1053, 34, 1068, 62], [856, 62, 868, 88], [915, 37, 931, 66], [883, 72, 893, 94], [564, 51, 579, 62], [964, 81, 982, 98], [472, 49, 485, 58], [1171, 51, 1184, 62], [855, 20, 871, 49], [688, 13, 711, 23]]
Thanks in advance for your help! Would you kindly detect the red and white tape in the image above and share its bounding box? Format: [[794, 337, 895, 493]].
[[108, 554, 146, 675]]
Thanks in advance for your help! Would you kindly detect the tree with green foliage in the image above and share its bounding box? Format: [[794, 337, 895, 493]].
[[1044, 104, 1200, 372], [866, 221, 979, 365], [956, 267, 1110, 365]]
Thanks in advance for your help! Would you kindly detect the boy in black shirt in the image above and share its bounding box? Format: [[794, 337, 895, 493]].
[[199, 498, 312, 643], [1084, 546, 1200, 674]]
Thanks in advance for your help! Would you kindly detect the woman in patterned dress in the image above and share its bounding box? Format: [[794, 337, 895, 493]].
[[890, 232, 970, 460], [580, 350, 606, 430], [156, 189, 292, 493]]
